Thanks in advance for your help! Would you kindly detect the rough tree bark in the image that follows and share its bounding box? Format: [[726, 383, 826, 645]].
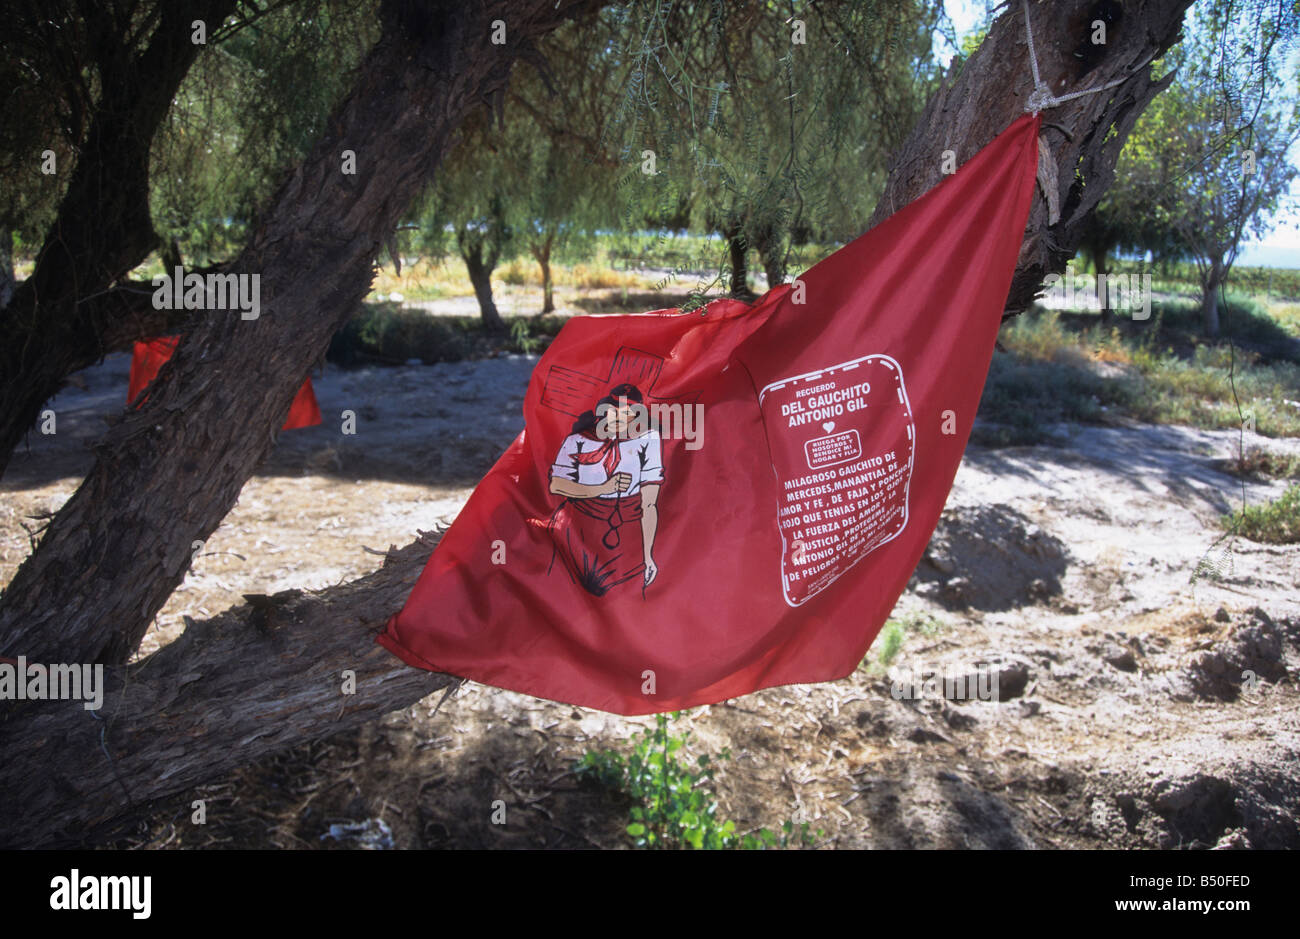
[[0, 0, 240, 478], [0, 0, 1193, 847], [749, 221, 787, 289], [0, 539, 449, 848], [0, 0, 601, 668]]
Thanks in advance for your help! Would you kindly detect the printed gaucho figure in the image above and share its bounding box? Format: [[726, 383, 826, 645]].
[[548, 383, 663, 596]]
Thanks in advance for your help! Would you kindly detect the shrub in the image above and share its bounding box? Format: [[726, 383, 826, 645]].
[[1225, 485, 1300, 544], [576, 712, 822, 849], [1224, 447, 1300, 479], [327, 302, 563, 366]]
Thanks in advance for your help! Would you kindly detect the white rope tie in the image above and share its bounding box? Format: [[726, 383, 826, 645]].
[[1022, 0, 1140, 114]]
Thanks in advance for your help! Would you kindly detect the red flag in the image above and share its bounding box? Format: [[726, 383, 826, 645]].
[[128, 336, 322, 430], [378, 114, 1042, 714]]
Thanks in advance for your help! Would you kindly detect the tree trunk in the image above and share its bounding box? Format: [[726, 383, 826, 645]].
[[160, 236, 184, 274], [0, 0, 599, 668], [92, 277, 216, 351], [0, 0, 1190, 847], [0, 227, 13, 310], [0, 0, 240, 478], [1096, 245, 1113, 326], [533, 236, 554, 314], [464, 245, 504, 330], [748, 223, 786, 291], [761, 246, 786, 290], [1201, 263, 1223, 337], [867, 0, 1192, 321], [726, 231, 750, 298]]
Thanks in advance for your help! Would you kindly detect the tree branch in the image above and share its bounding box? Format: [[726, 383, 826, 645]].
[[0, 0, 242, 475], [867, 0, 1193, 319]]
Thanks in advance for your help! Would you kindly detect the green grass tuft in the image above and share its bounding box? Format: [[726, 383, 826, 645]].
[[1226, 484, 1300, 544]]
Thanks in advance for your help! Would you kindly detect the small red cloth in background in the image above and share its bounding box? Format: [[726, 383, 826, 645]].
[[128, 336, 321, 430]]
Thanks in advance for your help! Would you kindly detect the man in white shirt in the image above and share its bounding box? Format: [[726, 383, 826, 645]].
[[547, 384, 664, 596]]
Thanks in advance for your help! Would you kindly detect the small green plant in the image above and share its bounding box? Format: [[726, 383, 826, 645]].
[[895, 609, 945, 636], [1223, 447, 1300, 480], [863, 611, 945, 673], [576, 712, 822, 849], [1225, 484, 1300, 544], [509, 316, 541, 354], [876, 621, 905, 667], [1190, 532, 1236, 587]]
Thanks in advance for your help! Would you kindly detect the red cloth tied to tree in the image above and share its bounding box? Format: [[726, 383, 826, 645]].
[[378, 114, 1042, 714], [128, 336, 321, 430]]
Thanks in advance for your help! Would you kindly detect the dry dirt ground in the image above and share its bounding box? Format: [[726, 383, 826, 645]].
[[3, 341, 1298, 850]]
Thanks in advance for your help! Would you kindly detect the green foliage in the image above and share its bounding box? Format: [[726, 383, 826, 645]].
[[1071, 1, 1300, 336], [876, 621, 905, 667], [975, 303, 1300, 446], [1113, 4, 1299, 333], [1191, 531, 1239, 587], [1132, 293, 1297, 354], [327, 302, 560, 365], [1, 1, 380, 269], [508, 316, 543, 355], [0, 6, 88, 242], [1089, 258, 1300, 301], [897, 610, 945, 636], [576, 712, 822, 849], [860, 610, 944, 674], [1224, 484, 1300, 544], [592, 0, 941, 291], [977, 329, 1128, 447], [414, 105, 547, 317], [1127, 344, 1300, 436], [150, 1, 380, 266], [1224, 447, 1300, 480]]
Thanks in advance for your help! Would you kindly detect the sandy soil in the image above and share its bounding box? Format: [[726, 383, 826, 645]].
[[3, 343, 1298, 849]]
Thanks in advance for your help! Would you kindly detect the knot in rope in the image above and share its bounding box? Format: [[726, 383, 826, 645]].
[[1020, 0, 1143, 115]]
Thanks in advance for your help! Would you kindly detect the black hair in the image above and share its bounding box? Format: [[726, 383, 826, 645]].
[[570, 383, 644, 434]]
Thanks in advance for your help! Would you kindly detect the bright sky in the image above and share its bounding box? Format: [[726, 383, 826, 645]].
[[932, 0, 1300, 268]]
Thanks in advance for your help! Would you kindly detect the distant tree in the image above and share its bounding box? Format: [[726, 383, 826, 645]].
[[0, 0, 377, 471], [418, 111, 535, 329], [520, 140, 605, 313], [0, 0, 242, 472], [1074, 126, 1183, 323], [505, 20, 621, 313], [1142, 2, 1300, 335]]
